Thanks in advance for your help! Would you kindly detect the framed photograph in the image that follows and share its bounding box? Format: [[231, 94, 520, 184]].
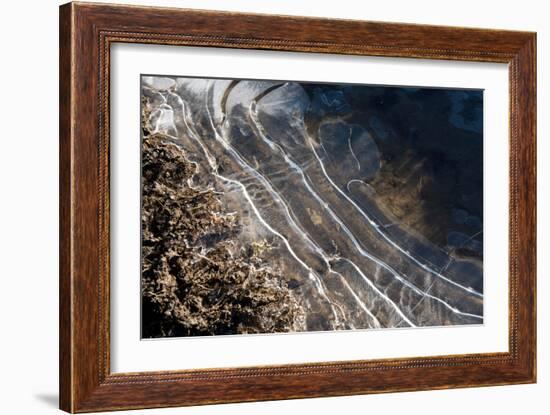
[[59, 2, 536, 412]]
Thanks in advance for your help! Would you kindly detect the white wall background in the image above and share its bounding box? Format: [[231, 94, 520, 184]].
[[0, 0, 546, 414]]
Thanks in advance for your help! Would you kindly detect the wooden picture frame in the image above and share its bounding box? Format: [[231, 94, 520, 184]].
[[59, 2, 536, 412]]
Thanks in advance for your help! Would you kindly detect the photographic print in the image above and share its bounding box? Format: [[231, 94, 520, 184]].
[[140, 75, 484, 338]]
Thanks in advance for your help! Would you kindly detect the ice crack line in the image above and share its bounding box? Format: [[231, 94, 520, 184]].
[[347, 127, 361, 171]]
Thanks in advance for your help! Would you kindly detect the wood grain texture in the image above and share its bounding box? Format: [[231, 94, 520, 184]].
[[59, 3, 73, 412], [59, 2, 537, 412]]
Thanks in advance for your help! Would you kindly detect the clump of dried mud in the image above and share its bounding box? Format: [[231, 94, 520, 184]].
[[141, 100, 305, 338]]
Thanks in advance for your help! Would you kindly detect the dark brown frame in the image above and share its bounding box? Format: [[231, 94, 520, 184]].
[[59, 2, 537, 412]]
